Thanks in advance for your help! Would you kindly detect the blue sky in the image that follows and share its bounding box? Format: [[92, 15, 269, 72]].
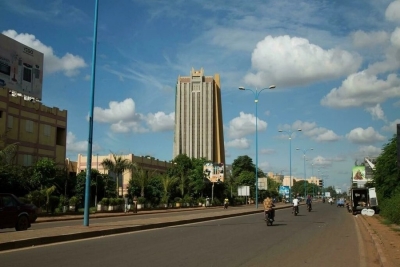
[[1, 0, 399, 192]]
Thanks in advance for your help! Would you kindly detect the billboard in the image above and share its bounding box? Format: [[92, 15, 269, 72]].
[[0, 34, 44, 100], [278, 185, 290, 196], [203, 162, 224, 182], [238, 186, 250, 196], [352, 166, 366, 182]]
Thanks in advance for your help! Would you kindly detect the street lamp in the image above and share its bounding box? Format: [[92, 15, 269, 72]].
[[296, 147, 314, 197], [278, 129, 301, 202], [239, 85, 276, 209]]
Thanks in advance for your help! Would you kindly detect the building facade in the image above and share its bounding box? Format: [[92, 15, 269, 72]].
[[0, 89, 67, 167], [76, 153, 173, 196], [173, 68, 225, 164]]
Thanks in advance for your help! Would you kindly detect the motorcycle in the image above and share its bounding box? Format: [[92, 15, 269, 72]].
[[265, 210, 274, 226], [307, 203, 312, 212], [293, 205, 299, 216]]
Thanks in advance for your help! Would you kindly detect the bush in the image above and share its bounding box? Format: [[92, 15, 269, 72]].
[[174, 197, 182, 204], [197, 197, 205, 204], [49, 196, 60, 214], [138, 197, 146, 204], [28, 190, 45, 208], [117, 198, 124, 205], [109, 198, 117, 206], [380, 192, 400, 225], [100, 198, 109, 206], [69, 196, 80, 206]]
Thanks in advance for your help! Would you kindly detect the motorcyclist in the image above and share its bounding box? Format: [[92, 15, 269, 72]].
[[306, 195, 312, 211], [322, 197, 325, 203], [292, 195, 300, 214], [263, 196, 275, 221], [224, 197, 229, 209]]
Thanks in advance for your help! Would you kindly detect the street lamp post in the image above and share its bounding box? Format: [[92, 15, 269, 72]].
[[278, 129, 302, 202], [296, 148, 313, 197], [239, 85, 276, 209]]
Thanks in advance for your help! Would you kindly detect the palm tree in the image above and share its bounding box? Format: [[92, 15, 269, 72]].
[[160, 174, 176, 202], [0, 142, 18, 166], [131, 164, 155, 198], [101, 154, 134, 196]]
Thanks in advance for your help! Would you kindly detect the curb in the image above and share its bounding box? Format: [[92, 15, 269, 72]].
[[357, 215, 388, 267]]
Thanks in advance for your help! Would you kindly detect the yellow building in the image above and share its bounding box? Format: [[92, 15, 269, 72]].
[[0, 89, 67, 167], [76, 153, 173, 196]]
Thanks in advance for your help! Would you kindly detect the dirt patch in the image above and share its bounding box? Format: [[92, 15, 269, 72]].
[[361, 215, 400, 267]]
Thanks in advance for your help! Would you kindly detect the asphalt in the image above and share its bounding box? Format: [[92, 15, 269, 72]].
[[0, 201, 389, 266]]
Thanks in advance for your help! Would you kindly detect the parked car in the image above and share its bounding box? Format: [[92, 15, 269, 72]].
[[0, 193, 38, 231]]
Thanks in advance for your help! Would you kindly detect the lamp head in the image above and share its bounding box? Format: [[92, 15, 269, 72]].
[[297, 129, 302, 132], [269, 85, 276, 89], [296, 148, 300, 150], [278, 130, 283, 132], [238, 86, 245, 90]]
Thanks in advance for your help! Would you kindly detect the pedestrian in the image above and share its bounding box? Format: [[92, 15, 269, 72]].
[[133, 196, 138, 213]]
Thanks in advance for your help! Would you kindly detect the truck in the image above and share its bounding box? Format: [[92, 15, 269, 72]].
[[349, 158, 379, 215], [349, 187, 378, 215]]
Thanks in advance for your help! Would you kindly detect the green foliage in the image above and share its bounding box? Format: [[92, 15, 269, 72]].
[[232, 155, 255, 178], [379, 192, 400, 224], [31, 158, 57, 189], [69, 196, 80, 206], [100, 198, 109, 206], [374, 135, 399, 198], [0, 142, 18, 166], [27, 190, 45, 208], [48, 195, 60, 214], [138, 196, 146, 204], [101, 154, 135, 195]]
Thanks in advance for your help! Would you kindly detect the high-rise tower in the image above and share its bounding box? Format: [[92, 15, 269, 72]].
[[173, 68, 225, 164]]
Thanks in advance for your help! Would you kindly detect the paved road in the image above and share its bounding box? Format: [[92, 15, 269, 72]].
[[0, 203, 376, 267]]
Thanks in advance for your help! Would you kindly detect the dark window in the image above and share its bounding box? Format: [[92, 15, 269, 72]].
[[56, 127, 66, 146]]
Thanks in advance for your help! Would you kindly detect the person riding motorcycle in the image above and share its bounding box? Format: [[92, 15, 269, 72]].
[[263, 196, 275, 221], [292, 196, 300, 214], [223, 197, 229, 209], [306, 195, 312, 211]]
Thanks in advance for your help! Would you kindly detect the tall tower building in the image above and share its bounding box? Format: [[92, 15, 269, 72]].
[[173, 68, 225, 164]]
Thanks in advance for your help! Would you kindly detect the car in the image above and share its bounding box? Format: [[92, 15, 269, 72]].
[[0, 193, 38, 231], [337, 199, 345, 207]]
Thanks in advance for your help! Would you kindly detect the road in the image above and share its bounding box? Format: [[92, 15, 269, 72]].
[[0, 203, 378, 267]]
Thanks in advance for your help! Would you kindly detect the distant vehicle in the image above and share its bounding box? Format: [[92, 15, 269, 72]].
[[0, 79, 6, 87], [0, 193, 38, 231], [337, 199, 345, 207]]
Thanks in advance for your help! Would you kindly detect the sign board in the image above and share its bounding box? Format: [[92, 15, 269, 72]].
[[258, 177, 268, 190], [238, 186, 250, 196], [279, 185, 290, 196], [0, 34, 44, 100], [325, 192, 331, 198], [203, 162, 224, 183], [352, 166, 366, 182]]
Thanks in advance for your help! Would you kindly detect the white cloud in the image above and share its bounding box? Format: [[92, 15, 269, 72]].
[[244, 35, 361, 88], [351, 30, 389, 48], [292, 120, 340, 142], [66, 131, 100, 153], [311, 156, 332, 167], [390, 27, 400, 48], [227, 112, 267, 139], [94, 98, 173, 133], [365, 104, 386, 121], [385, 0, 400, 22], [225, 138, 250, 149], [146, 112, 175, 132], [381, 119, 400, 132], [346, 127, 386, 144], [260, 148, 275, 155], [357, 145, 382, 157], [2, 29, 87, 77], [94, 98, 138, 124], [321, 72, 400, 108]]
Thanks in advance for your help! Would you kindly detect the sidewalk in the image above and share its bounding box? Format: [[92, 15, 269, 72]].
[[1, 204, 285, 252]]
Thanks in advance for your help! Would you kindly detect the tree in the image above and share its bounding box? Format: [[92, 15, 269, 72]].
[[30, 158, 57, 190], [131, 164, 155, 198], [101, 154, 134, 195], [170, 154, 192, 197], [232, 155, 255, 178], [159, 173, 177, 202], [374, 135, 399, 198], [0, 142, 18, 166]]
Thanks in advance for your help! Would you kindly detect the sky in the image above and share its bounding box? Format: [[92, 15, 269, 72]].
[[1, 0, 399, 192]]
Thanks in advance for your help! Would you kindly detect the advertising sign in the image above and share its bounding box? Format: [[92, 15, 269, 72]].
[[352, 166, 366, 182], [203, 162, 224, 183], [0, 34, 44, 100], [325, 192, 331, 198], [278, 185, 290, 196], [238, 186, 250, 196]]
